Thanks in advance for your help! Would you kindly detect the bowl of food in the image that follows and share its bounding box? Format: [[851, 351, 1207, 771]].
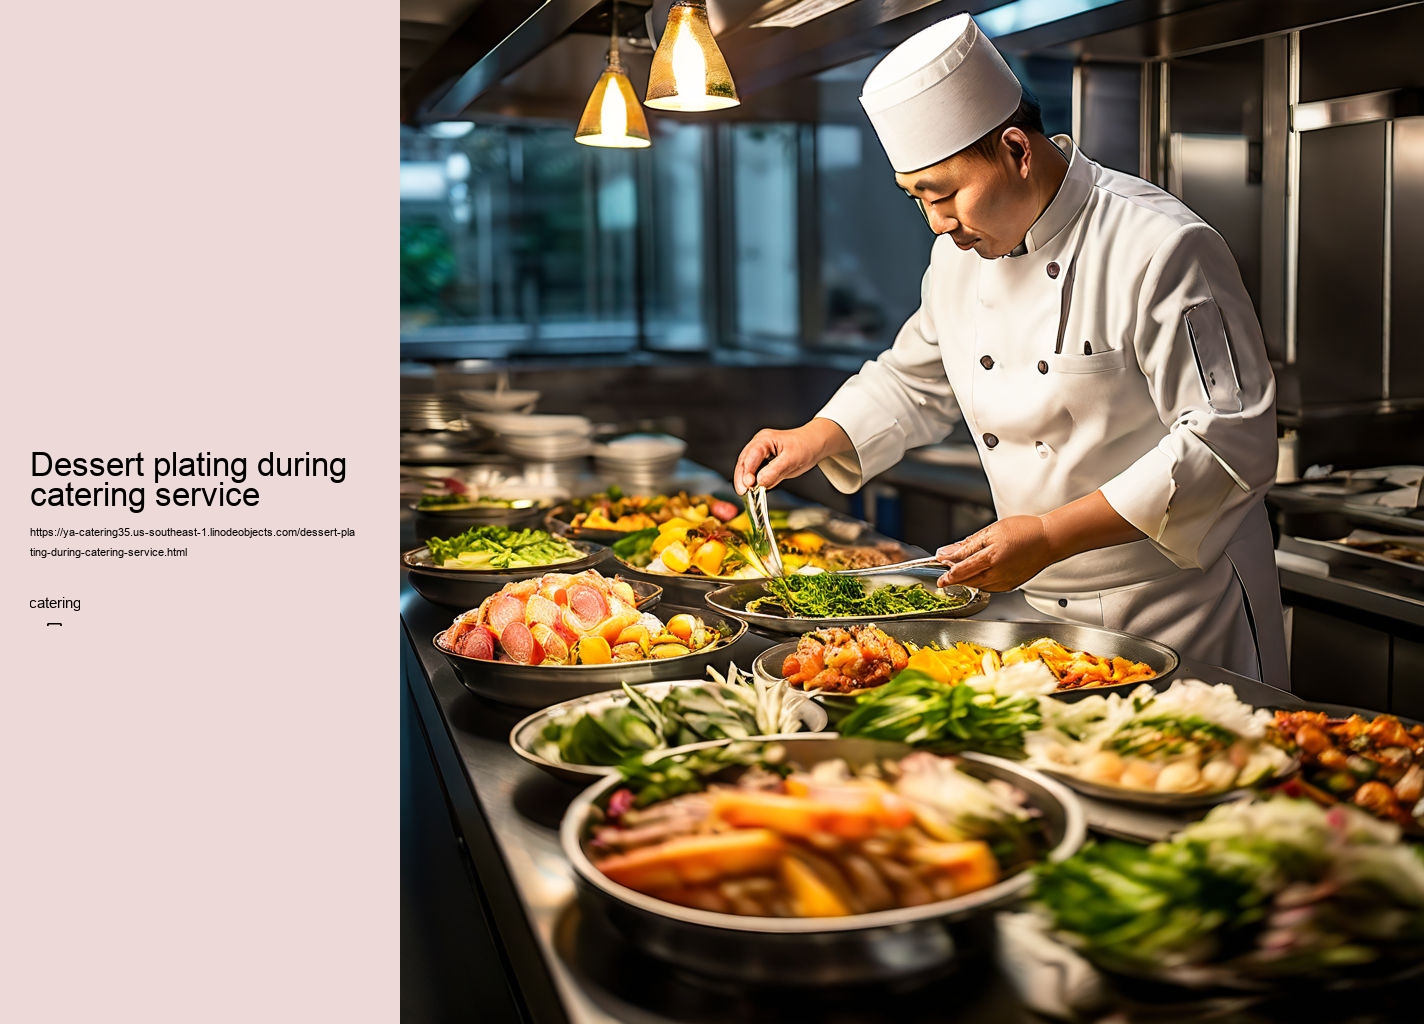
[[434, 571, 747, 708], [609, 513, 924, 600], [562, 734, 1085, 985], [1024, 679, 1296, 809], [706, 569, 986, 635], [754, 619, 1178, 712], [547, 491, 741, 545], [1269, 708, 1423, 833], [403, 525, 626, 607], [509, 668, 828, 784], [1030, 795, 1424, 992]]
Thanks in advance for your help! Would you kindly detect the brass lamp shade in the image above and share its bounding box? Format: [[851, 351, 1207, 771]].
[[645, 1, 739, 111], [575, 57, 651, 148]]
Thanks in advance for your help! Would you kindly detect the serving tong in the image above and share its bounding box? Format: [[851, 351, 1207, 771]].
[[744, 485, 786, 577], [835, 554, 946, 577]]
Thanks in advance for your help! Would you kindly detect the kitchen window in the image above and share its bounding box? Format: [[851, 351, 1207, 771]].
[[400, 122, 710, 356]]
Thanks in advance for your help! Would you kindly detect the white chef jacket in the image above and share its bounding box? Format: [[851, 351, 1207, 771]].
[[817, 136, 1289, 686]]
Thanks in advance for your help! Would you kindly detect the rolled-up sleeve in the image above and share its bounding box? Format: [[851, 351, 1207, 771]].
[[814, 259, 963, 492], [1099, 224, 1277, 570]]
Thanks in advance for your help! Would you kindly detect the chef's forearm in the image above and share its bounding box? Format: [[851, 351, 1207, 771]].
[[1038, 490, 1145, 563]]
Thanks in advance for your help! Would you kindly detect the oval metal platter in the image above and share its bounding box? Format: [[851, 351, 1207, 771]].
[[403, 540, 631, 608], [434, 603, 749, 709], [751, 618, 1180, 703], [705, 568, 987, 635], [508, 679, 830, 784], [1036, 761, 1299, 811]]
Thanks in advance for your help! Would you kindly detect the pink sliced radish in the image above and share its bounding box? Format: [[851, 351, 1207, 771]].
[[530, 623, 569, 664], [454, 625, 497, 661], [567, 584, 610, 631], [500, 621, 544, 665], [487, 595, 526, 635]]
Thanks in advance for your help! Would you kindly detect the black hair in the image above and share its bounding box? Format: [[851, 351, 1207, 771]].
[[962, 89, 1044, 162]]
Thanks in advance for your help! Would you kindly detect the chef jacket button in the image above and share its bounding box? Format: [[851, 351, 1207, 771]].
[[980, 355, 994, 369], [1035, 441, 1051, 458], [1037, 360, 1049, 374], [1047, 262, 1060, 279], [1058, 598, 1068, 608], [983, 433, 999, 449]]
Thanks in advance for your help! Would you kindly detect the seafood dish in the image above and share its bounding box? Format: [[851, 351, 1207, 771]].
[[583, 744, 1054, 918], [1025, 679, 1295, 799], [1271, 709, 1424, 830], [440, 569, 723, 666], [1033, 796, 1424, 986], [780, 624, 910, 694]]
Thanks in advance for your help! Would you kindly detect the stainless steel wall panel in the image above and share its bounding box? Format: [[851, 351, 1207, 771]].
[[1296, 121, 1386, 404], [1297, 4, 1424, 104], [1075, 62, 1142, 175], [1391, 117, 1424, 401]]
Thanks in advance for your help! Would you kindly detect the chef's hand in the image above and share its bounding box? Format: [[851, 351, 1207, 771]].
[[936, 491, 1144, 592], [733, 418, 853, 495], [935, 516, 1053, 593]]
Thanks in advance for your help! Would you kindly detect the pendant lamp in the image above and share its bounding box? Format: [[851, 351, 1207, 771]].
[[575, 2, 651, 148], [645, 1, 739, 111]]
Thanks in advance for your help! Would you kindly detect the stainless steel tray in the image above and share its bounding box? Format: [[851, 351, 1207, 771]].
[[752, 618, 1180, 702], [561, 735, 1086, 986], [705, 568, 987, 635], [402, 540, 626, 608], [545, 504, 649, 545], [1037, 763, 1296, 811], [508, 679, 829, 784], [434, 603, 748, 709]]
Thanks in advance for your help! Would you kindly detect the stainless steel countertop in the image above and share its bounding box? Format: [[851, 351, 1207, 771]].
[[401, 550, 1310, 1022]]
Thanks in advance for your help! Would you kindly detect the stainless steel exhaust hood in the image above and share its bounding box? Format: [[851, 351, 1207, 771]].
[[400, 1, 1414, 125]]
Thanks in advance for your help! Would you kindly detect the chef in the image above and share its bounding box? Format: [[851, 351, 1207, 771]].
[[734, 13, 1288, 684]]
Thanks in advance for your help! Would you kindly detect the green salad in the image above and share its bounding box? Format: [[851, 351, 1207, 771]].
[[747, 571, 970, 618], [838, 666, 1047, 760], [1033, 797, 1424, 981], [425, 525, 582, 570], [534, 666, 817, 768]]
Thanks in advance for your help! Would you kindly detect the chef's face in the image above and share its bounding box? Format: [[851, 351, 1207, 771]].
[[896, 129, 1036, 258]]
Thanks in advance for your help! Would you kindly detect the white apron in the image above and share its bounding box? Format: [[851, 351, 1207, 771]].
[[817, 137, 1289, 686]]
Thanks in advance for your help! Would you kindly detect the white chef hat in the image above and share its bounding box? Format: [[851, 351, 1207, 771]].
[[860, 13, 1023, 173]]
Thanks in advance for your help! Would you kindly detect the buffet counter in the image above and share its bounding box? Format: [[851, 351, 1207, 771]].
[[400, 556, 1318, 1022]]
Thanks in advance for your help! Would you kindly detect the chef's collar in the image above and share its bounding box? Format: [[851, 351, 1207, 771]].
[[1011, 135, 1090, 257]]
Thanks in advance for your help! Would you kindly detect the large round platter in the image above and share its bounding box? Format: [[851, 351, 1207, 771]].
[[561, 735, 1086, 986], [1035, 761, 1297, 811], [402, 539, 624, 607], [409, 496, 554, 519], [752, 618, 1180, 706], [434, 603, 749, 709], [508, 679, 830, 784], [706, 568, 987, 635]]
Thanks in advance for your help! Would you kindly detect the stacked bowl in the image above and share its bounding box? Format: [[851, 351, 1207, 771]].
[[592, 434, 687, 492]]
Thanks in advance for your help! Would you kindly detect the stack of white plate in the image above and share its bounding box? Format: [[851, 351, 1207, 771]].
[[458, 388, 540, 414], [401, 394, 467, 432], [472, 412, 595, 464], [593, 434, 687, 491]]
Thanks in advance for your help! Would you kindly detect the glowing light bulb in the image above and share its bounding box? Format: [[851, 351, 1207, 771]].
[[600, 76, 627, 139], [670, 23, 706, 102]]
